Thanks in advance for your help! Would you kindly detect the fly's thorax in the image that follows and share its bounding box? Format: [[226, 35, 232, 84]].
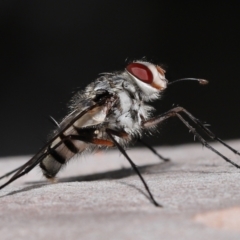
[[104, 77, 155, 136]]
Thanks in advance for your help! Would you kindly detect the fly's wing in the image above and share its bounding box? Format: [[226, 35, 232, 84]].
[[0, 93, 113, 189]]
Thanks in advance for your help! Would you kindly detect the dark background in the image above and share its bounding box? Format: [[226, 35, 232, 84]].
[[0, 1, 240, 156]]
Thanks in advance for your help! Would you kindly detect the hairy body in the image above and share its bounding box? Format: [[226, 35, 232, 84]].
[[41, 65, 166, 179]]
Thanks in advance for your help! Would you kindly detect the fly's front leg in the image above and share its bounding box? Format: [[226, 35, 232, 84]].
[[142, 107, 240, 169], [143, 106, 183, 128], [180, 109, 240, 155]]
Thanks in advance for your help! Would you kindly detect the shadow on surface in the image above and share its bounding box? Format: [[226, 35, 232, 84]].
[[0, 161, 173, 198], [35, 161, 173, 184], [0, 183, 47, 198]]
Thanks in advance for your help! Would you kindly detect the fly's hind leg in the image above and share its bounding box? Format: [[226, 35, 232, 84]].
[[0, 151, 48, 190], [0, 166, 22, 181]]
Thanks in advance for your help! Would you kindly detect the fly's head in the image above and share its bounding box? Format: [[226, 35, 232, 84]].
[[125, 61, 168, 101]]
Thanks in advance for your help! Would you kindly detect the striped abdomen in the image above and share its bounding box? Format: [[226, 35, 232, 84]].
[[40, 126, 88, 179], [40, 104, 109, 179]]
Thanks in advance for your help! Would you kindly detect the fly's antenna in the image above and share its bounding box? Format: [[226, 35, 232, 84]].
[[168, 78, 208, 86]]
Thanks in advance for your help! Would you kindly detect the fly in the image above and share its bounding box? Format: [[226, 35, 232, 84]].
[[0, 60, 239, 207]]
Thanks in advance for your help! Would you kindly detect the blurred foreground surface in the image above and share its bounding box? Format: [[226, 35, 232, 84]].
[[1, 140, 240, 239]]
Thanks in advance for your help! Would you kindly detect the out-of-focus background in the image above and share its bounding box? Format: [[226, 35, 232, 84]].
[[0, 1, 239, 156]]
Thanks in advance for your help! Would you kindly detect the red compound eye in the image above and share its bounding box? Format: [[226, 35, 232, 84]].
[[126, 63, 153, 83]]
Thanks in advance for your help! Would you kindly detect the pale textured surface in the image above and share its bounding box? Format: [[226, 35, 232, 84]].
[[1, 140, 240, 239]]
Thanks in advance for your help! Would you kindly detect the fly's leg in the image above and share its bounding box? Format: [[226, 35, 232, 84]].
[[180, 109, 240, 155], [106, 127, 170, 162], [0, 166, 22, 181], [106, 129, 162, 207], [0, 152, 48, 190], [138, 139, 170, 162], [176, 113, 240, 168], [143, 106, 240, 169]]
